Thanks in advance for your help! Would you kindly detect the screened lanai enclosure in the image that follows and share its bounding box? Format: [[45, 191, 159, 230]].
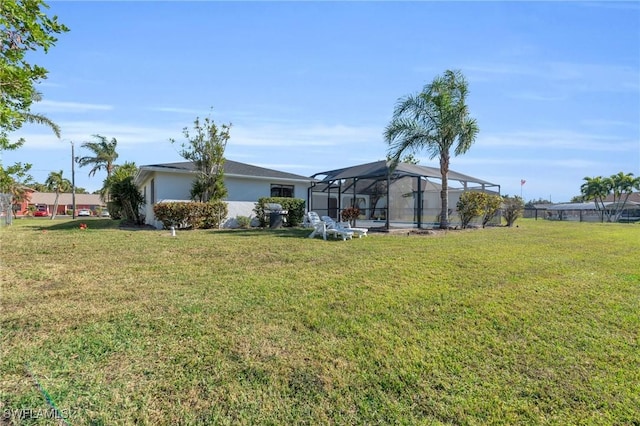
[[308, 161, 500, 229]]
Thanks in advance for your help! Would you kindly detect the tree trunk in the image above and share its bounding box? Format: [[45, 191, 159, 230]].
[[51, 191, 59, 220], [439, 156, 449, 229]]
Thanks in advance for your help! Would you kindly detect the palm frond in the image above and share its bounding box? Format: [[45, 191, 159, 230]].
[[24, 113, 61, 138]]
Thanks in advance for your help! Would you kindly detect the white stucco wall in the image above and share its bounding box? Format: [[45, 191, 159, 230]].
[[225, 177, 308, 202], [138, 170, 311, 229]]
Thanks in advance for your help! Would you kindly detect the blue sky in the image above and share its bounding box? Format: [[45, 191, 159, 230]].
[[5, 1, 639, 202]]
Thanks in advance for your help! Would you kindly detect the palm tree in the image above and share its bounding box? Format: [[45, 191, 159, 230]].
[[384, 69, 479, 229], [581, 175, 611, 221], [45, 170, 71, 219], [76, 134, 119, 178], [607, 172, 639, 222]]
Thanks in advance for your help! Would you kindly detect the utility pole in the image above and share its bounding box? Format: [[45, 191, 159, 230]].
[[71, 141, 76, 219]]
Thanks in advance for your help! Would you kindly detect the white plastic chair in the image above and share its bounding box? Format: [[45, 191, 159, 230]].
[[307, 212, 353, 241], [321, 216, 368, 238]]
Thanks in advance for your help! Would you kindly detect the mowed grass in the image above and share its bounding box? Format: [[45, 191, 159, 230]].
[[1, 218, 638, 425]]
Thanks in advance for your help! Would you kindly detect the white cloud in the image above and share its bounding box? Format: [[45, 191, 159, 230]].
[[230, 123, 382, 147], [34, 100, 113, 113], [477, 130, 637, 152], [467, 61, 639, 93], [453, 156, 601, 169], [150, 107, 212, 115]]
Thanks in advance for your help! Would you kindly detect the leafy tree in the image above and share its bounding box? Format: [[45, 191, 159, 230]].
[[456, 192, 503, 229], [76, 134, 119, 178], [0, 0, 68, 148], [385, 69, 479, 229], [456, 192, 485, 229], [44, 170, 70, 219], [502, 195, 524, 227], [1, 0, 68, 196], [171, 115, 230, 202], [482, 193, 503, 228]]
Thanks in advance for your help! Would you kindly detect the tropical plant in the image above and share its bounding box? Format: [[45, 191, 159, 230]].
[[385, 69, 479, 229], [580, 176, 610, 216], [502, 195, 524, 227], [99, 161, 138, 202], [171, 114, 230, 202], [581, 173, 640, 222], [44, 170, 71, 219], [608, 172, 640, 222], [108, 176, 145, 224], [76, 134, 119, 178]]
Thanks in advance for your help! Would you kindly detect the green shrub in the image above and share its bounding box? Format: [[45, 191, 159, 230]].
[[457, 192, 485, 229], [502, 195, 524, 227], [153, 201, 228, 230], [254, 197, 306, 227], [236, 215, 251, 229]]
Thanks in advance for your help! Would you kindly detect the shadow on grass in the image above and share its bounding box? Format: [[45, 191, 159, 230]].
[[209, 227, 311, 239], [16, 218, 123, 231]]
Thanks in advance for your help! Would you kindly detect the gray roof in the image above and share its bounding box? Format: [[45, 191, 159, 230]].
[[140, 160, 314, 182], [312, 160, 498, 187]]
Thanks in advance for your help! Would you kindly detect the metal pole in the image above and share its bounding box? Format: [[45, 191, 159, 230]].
[[71, 141, 76, 219]]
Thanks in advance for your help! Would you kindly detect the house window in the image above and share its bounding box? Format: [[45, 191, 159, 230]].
[[271, 184, 294, 198]]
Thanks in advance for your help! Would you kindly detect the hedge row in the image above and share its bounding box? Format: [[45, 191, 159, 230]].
[[153, 201, 228, 230]]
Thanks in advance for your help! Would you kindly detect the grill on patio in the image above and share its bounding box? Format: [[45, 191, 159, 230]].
[[264, 203, 288, 228]]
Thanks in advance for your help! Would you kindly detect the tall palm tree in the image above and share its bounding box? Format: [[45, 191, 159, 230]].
[[76, 134, 119, 178], [45, 170, 71, 219], [384, 69, 479, 229]]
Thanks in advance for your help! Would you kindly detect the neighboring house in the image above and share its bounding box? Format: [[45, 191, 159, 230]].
[[17, 192, 105, 216], [134, 160, 316, 229]]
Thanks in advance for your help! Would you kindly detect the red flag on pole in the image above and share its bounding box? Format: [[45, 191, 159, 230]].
[[521, 179, 526, 186]]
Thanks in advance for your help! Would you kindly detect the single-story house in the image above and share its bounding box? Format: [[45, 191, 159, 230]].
[[16, 191, 104, 216], [137, 159, 501, 230], [134, 160, 316, 229]]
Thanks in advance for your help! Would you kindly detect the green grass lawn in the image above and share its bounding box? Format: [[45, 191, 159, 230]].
[[1, 218, 638, 425]]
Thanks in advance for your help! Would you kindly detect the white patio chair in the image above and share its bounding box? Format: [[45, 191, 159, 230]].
[[307, 212, 353, 241], [322, 216, 367, 238]]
